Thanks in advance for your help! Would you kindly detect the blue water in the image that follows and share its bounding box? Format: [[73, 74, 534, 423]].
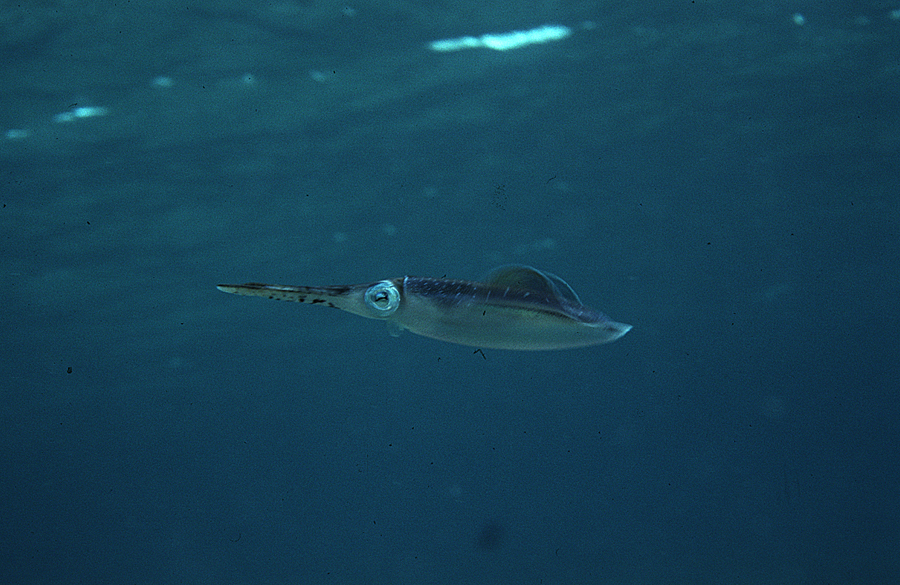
[[2, 2, 898, 583]]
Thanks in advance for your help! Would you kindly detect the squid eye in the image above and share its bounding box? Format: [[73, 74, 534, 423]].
[[364, 281, 400, 316]]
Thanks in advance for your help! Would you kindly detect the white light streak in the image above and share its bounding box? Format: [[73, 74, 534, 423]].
[[429, 24, 572, 53]]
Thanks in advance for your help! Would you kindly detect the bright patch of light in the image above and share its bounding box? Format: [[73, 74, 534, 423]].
[[5, 129, 29, 140], [429, 24, 572, 52], [52, 106, 109, 123]]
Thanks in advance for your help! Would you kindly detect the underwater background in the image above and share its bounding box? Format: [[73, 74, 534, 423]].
[[2, 1, 898, 583]]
